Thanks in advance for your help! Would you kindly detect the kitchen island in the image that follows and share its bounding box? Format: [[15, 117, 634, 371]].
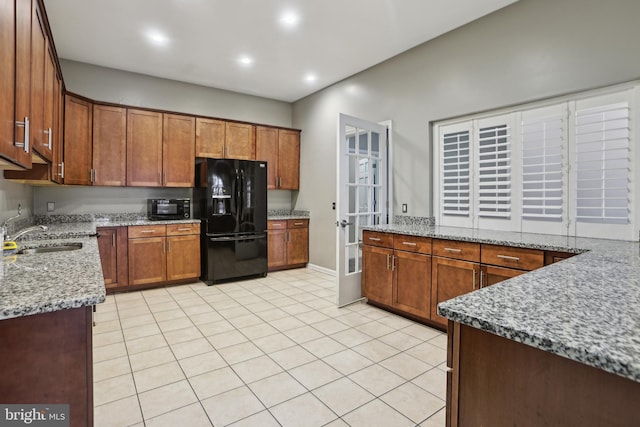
[[364, 224, 640, 426]]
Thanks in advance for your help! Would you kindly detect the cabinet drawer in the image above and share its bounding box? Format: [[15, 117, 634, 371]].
[[393, 234, 432, 254], [481, 244, 544, 271], [268, 220, 287, 230], [362, 231, 393, 248], [287, 219, 309, 229], [433, 239, 480, 262], [166, 223, 200, 236], [128, 225, 166, 238]]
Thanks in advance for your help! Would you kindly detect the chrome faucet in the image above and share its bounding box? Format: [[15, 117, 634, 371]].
[[9, 225, 48, 241], [2, 203, 23, 232]]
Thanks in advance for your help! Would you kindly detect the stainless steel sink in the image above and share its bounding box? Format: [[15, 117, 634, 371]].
[[17, 243, 83, 255]]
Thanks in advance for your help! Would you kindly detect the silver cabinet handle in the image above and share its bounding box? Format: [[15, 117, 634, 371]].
[[112, 233, 116, 247], [497, 254, 520, 261], [445, 247, 462, 253], [473, 269, 477, 290], [391, 255, 396, 271], [140, 230, 156, 233], [402, 241, 417, 246], [177, 228, 191, 231], [43, 127, 52, 149], [15, 117, 30, 153], [60, 162, 65, 178], [368, 237, 381, 241], [480, 270, 484, 288], [293, 222, 304, 226], [167, 240, 171, 253], [386, 253, 390, 270]]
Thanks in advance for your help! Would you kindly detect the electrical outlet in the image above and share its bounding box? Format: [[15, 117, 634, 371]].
[[47, 202, 55, 212], [402, 203, 408, 213]]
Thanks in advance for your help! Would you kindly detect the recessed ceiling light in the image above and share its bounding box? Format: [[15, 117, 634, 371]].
[[304, 73, 317, 83], [279, 11, 300, 28], [145, 29, 169, 47], [239, 56, 254, 67]]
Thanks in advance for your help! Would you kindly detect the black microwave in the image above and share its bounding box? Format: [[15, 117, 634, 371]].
[[148, 198, 191, 220]]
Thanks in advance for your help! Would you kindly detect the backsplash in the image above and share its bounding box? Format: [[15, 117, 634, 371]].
[[393, 215, 435, 226]]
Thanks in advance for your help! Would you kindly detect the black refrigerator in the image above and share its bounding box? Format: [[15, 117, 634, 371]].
[[194, 158, 268, 284]]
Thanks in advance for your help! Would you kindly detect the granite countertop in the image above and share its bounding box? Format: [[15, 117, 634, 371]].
[[363, 223, 640, 383], [267, 210, 310, 221], [0, 218, 201, 321]]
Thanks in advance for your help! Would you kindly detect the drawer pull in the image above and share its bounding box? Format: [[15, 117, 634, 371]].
[[293, 222, 304, 226], [368, 237, 381, 241], [177, 228, 191, 231], [140, 230, 156, 233], [497, 254, 520, 262], [444, 247, 462, 253], [402, 241, 417, 246]]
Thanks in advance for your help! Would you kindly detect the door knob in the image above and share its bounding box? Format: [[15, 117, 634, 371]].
[[337, 219, 353, 228]]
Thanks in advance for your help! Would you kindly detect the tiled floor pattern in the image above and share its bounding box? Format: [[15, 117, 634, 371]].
[[93, 268, 447, 427]]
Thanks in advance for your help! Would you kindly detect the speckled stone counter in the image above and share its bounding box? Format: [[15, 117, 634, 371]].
[[268, 209, 310, 220], [363, 223, 640, 383], [0, 218, 201, 321]]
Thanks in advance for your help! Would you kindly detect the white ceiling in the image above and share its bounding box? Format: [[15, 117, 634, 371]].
[[43, 0, 517, 102]]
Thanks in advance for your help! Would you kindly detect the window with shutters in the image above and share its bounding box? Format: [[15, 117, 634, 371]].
[[433, 83, 638, 240]]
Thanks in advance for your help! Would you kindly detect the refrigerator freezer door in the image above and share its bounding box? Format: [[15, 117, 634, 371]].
[[203, 233, 268, 283]]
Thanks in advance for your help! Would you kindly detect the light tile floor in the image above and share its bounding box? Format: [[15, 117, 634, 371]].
[[93, 268, 447, 427]]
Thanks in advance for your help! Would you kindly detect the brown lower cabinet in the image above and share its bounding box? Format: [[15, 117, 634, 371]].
[[362, 231, 575, 330], [447, 321, 640, 426], [98, 223, 200, 293], [0, 306, 93, 427], [268, 219, 309, 271]]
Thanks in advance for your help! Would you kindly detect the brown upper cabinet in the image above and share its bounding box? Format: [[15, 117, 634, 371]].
[[224, 122, 255, 160], [127, 109, 163, 187], [163, 114, 195, 187], [93, 104, 126, 186], [195, 118, 225, 158], [196, 119, 256, 160], [29, 0, 50, 163], [256, 126, 300, 190], [0, 0, 34, 170], [63, 95, 92, 185]]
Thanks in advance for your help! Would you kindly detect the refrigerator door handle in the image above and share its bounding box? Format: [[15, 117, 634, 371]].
[[209, 233, 266, 242]]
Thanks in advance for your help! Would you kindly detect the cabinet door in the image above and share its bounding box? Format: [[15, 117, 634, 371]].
[[225, 122, 255, 160], [256, 126, 278, 189], [0, 0, 17, 165], [167, 234, 200, 281], [50, 65, 62, 183], [63, 95, 92, 185], [42, 44, 56, 165], [278, 129, 300, 190], [97, 228, 117, 287], [431, 257, 480, 327], [93, 105, 126, 186], [163, 113, 195, 187], [195, 118, 225, 158], [127, 109, 162, 187], [362, 244, 393, 306], [128, 237, 166, 285], [268, 228, 287, 269], [287, 226, 309, 265], [393, 250, 431, 319], [13, 0, 32, 168], [29, 1, 49, 161], [481, 265, 525, 288]]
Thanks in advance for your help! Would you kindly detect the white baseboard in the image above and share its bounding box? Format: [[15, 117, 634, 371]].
[[307, 263, 336, 276]]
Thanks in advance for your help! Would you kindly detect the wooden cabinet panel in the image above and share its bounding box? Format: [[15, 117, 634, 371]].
[[431, 257, 480, 327], [163, 113, 195, 187], [362, 244, 393, 306], [256, 126, 278, 189], [0, 0, 18, 166], [225, 122, 255, 160], [481, 244, 544, 271], [127, 109, 162, 187], [544, 250, 576, 265], [29, 1, 49, 161], [287, 226, 309, 265], [362, 230, 394, 248], [128, 224, 166, 238], [63, 95, 92, 185], [42, 43, 56, 165], [13, 0, 32, 168], [128, 236, 166, 285], [93, 105, 126, 186], [167, 234, 200, 281], [268, 228, 287, 269], [166, 223, 200, 236], [196, 117, 225, 158], [278, 129, 300, 190], [97, 226, 128, 291], [433, 239, 480, 262], [482, 265, 526, 288], [393, 250, 431, 319], [393, 234, 432, 254]]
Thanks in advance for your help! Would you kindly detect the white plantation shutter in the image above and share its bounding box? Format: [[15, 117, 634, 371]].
[[521, 111, 564, 221], [442, 130, 471, 216], [477, 124, 511, 218], [575, 101, 630, 224]]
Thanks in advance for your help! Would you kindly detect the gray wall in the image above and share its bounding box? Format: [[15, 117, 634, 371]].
[[34, 60, 296, 215], [293, 0, 640, 270]]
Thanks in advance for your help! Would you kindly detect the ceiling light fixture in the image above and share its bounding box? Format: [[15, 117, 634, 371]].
[[239, 56, 254, 67], [304, 73, 317, 83], [279, 11, 300, 29], [145, 29, 169, 47]]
